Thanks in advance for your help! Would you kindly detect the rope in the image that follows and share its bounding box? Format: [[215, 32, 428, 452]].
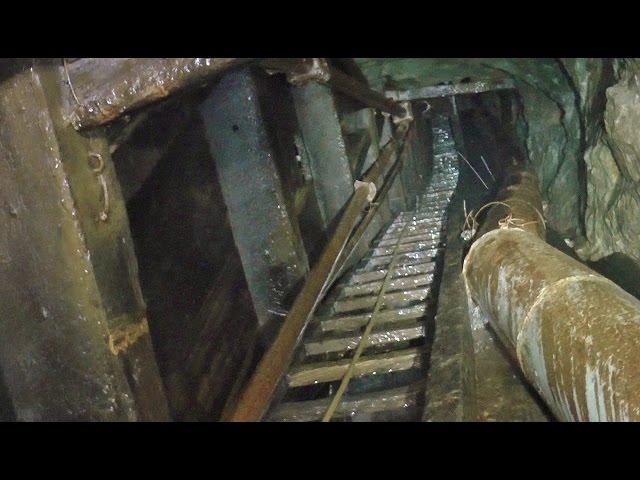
[[461, 200, 545, 242], [62, 58, 81, 107], [321, 218, 411, 422]]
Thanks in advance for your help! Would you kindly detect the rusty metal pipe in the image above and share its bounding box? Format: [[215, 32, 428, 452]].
[[228, 124, 411, 422], [463, 168, 640, 421]]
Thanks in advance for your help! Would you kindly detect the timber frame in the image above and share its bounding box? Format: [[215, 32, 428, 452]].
[[0, 58, 431, 421]]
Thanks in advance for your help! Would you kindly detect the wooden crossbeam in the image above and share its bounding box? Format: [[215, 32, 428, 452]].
[[385, 78, 516, 101]]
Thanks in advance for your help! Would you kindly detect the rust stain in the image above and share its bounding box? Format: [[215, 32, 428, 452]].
[[108, 317, 150, 355]]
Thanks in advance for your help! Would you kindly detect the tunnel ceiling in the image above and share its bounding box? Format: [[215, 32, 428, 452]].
[[357, 58, 640, 273], [356, 58, 573, 94]]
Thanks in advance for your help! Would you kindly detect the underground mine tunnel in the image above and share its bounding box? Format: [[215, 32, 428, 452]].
[[1, 58, 639, 422]]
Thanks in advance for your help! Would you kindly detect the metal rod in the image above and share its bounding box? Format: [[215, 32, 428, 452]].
[[330, 127, 411, 283], [456, 150, 489, 190], [463, 167, 640, 421], [480, 155, 496, 181]]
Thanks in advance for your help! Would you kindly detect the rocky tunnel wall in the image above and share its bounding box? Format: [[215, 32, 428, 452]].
[[356, 58, 640, 276]]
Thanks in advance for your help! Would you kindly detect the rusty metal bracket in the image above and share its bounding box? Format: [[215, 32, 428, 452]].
[[392, 101, 413, 126], [285, 58, 331, 86]]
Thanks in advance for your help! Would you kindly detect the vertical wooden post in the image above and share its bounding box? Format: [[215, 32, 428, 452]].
[[292, 82, 354, 229], [0, 60, 170, 421], [199, 66, 310, 344]]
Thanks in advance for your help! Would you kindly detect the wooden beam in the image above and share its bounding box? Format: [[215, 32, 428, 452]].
[[39, 60, 171, 421], [260, 58, 406, 117], [0, 61, 135, 420], [64, 58, 254, 130], [226, 123, 413, 422], [292, 81, 354, 229], [319, 304, 429, 333], [304, 323, 425, 356], [268, 381, 426, 422], [386, 78, 516, 101], [199, 66, 310, 344]]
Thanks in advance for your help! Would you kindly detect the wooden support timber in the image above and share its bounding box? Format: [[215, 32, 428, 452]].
[[66, 57, 404, 133], [341, 107, 380, 177], [287, 347, 426, 387], [228, 182, 371, 421], [463, 167, 640, 421], [0, 60, 169, 420], [386, 78, 516, 101], [199, 66, 310, 344], [261, 58, 406, 118], [292, 82, 354, 229], [64, 58, 254, 130]]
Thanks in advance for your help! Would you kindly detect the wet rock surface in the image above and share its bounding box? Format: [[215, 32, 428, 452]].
[[357, 58, 582, 236], [357, 58, 640, 287], [578, 60, 640, 268]]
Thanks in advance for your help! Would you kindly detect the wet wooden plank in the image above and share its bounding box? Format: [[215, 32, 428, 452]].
[[269, 382, 426, 422], [287, 347, 425, 387], [334, 287, 431, 314], [319, 304, 428, 333], [377, 233, 441, 247], [350, 262, 436, 284], [64, 58, 254, 129], [37, 61, 170, 421], [372, 241, 440, 258], [304, 323, 425, 356], [363, 250, 439, 270], [0, 61, 142, 421], [341, 273, 434, 298]]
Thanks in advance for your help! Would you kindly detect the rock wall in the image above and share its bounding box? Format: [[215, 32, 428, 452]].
[[357, 58, 583, 235], [357, 58, 640, 272], [575, 59, 640, 266]]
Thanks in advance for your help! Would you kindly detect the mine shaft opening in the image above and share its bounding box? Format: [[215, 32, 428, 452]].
[[3, 58, 640, 422]]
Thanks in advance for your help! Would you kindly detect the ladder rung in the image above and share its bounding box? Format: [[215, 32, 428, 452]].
[[269, 382, 427, 422], [304, 323, 426, 356], [287, 347, 426, 387], [319, 304, 429, 333]]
